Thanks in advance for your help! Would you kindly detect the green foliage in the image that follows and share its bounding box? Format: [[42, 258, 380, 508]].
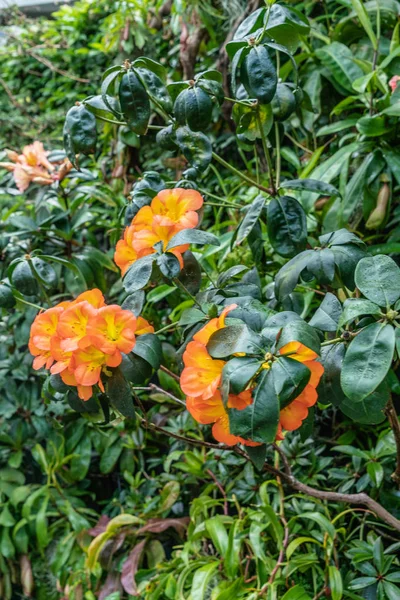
[[2, 0, 400, 598]]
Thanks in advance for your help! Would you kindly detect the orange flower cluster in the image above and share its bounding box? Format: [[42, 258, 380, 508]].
[[181, 305, 260, 446], [114, 188, 204, 276], [276, 342, 324, 440], [0, 141, 72, 192], [180, 307, 324, 444], [29, 289, 153, 401]]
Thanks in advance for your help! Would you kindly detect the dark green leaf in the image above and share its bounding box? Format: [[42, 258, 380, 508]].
[[223, 357, 261, 394], [166, 228, 220, 250], [119, 69, 150, 135], [106, 368, 136, 419], [273, 356, 311, 409], [274, 250, 314, 300], [208, 325, 263, 359], [240, 45, 277, 104], [279, 178, 340, 197], [132, 334, 162, 370], [236, 195, 265, 246], [309, 292, 342, 332], [267, 196, 307, 258], [338, 298, 381, 328], [246, 445, 267, 471], [156, 253, 181, 278], [174, 87, 213, 132], [341, 322, 395, 402], [175, 126, 212, 170], [123, 255, 155, 293], [339, 381, 389, 424], [63, 104, 97, 169], [277, 320, 321, 355]]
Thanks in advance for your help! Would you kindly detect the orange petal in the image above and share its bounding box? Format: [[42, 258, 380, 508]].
[[186, 392, 225, 424], [304, 360, 324, 388], [279, 341, 318, 363], [294, 384, 318, 407], [279, 400, 308, 431], [212, 414, 243, 446]]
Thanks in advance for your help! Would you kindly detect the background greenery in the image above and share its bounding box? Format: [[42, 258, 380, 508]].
[[1, 0, 400, 599]]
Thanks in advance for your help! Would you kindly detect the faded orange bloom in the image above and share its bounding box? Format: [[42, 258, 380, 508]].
[[0, 141, 57, 192], [181, 341, 225, 400], [390, 75, 400, 92], [87, 305, 136, 355], [193, 304, 237, 346]]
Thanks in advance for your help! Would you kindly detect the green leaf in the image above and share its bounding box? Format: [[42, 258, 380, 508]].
[[367, 462, 384, 488], [205, 516, 229, 555], [191, 562, 219, 600], [281, 585, 312, 600], [328, 565, 343, 600], [240, 45, 277, 104], [223, 357, 261, 394], [330, 245, 367, 291], [174, 87, 213, 132], [132, 333, 162, 370], [166, 228, 220, 251], [236, 195, 265, 246], [318, 344, 346, 406], [356, 115, 390, 137], [299, 512, 336, 540], [119, 69, 150, 135], [175, 126, 212, 170], [264, 5, 309, 52], [63, 104, 97, 169], [339, 381, 389, 424], [355, 255, 400, 307], [316, 118, 359, 136], [274, 250, 314, 300], [0, 282, 15, 309], [135, 66, 172, 113], [273, 356, 311, 408], [315, 42, 364, 94], [309, 292, 342, 332], [229, 369, 279, 443], [122, 291, 145, 316], [234, 7, 265, 40], [156, 252, 181, 278], [383, 582, 400, 600], [123, 255, 155, 293], [307, 248, 335, 285], [280, 179, 340, 197], [246, 445, 267, 470], [271, 82, 296, 121], [106, 368, 136, 419], [267, 196, 307, 258], [208, 325, 263, 359], [341, 323, 395, 402], [338, 298, 381, 328], [277, 320, 321, 355]]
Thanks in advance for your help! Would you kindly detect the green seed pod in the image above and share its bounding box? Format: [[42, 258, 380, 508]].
[[156, 125, 178, 150], [0, 282, 15, 308], [366, 182, 390, 229], [119, 69, 151, 135], [11, 261, 38, 296], [63, 104, 97, 168], [271, 83, 297, 121], [174, 86, 213, 132], [240, 45, 277, 104]]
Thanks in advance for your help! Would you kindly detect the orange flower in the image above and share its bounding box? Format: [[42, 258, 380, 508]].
[[187, 390, 260, 446], [0, 141, 57, 192], [276, 341, 324, 439], [136, 317, 154, 335], [86, 305, 136, 355], [28, 288, 154, 401], [114, 188, 204, 276], [150, 188, 203, 229], [181, 341, 225, 399], [29, 306, 65, 370], [57, 301, 98, 352]]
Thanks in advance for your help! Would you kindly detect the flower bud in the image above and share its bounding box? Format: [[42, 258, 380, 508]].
[[366, 182, 390, 229]]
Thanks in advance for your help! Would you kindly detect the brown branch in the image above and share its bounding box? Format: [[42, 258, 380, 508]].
[[206, 468, 228, 515], [257, 516, 289, 598], [0, 78, 40, 124], [179, 19, 207, 80], [385, 396, 400, 486], [268, 447, 400, 535], [159, 365, 181, 382]]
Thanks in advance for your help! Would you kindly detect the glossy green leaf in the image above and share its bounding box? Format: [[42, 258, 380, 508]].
[[341, 322, 395, 401], [240, 45, 277, 104], [63, 104, 97, 169], [280, 178, 340, 197], [267, 196, 307, 258], [339, 381, 389, 424], [106, 368, 136, 419], [277, 319, 321, 355], [208, 325, 263, 359], [174, 87, 213, 132], [119, 69, 150, 135], [123, 255, 155, 293], [175, 126, 212, 170], [328, 565, 343, 600], [309, 292, 342, 332], [166, 228, 220, 250], [355, 255, 400, 307], [338, 298, 381, 328], [236, 195, 265, 246]]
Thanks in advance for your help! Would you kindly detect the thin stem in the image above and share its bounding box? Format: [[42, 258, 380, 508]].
[[173, 277, 203, 310], [16, 297, 42, 311], [385, 395, 400, 486], [275, 122, 281, 190], [159, 364, 181, 382], [255, 109, 276, 195], [321, 337, 342, 347], [206, 468, 229, 515], [134, 384, 186, 407], [155, 322, 178, 335], [212, 152, 273, 195]]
